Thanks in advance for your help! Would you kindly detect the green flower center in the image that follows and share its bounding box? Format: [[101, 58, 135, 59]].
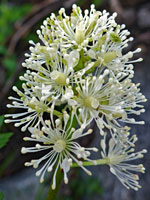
[[53, 139, 66, 153], [84, 96, 99, 109]]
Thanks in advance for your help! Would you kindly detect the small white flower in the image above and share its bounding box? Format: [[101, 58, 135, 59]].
[[73, 72, 146, 135], [22, 112, 97, 189], [100, 133, 147, 190], [90, 33, 142, 79], [23, 47, 91, 104], [23, 49, 75, 97], [5, 83, 51, 131]]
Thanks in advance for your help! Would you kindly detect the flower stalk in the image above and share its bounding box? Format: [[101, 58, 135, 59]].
[[46, 158, 109, 200], [72, 158, 108, 168], [46, 168, 63, 200]]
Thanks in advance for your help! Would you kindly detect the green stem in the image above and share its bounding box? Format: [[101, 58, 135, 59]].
[[72, 158, 109, 168], [46, 109, 63, 119], [53, 110, 63, 119], [45, 158, 108, 200], [46, 168, 64, 200]]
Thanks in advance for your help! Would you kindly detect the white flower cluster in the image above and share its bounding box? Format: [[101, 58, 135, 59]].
[[5, 5, 147, 190]]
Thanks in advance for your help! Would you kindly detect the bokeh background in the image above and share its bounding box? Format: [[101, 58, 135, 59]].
[[0, 0, 150, 199]]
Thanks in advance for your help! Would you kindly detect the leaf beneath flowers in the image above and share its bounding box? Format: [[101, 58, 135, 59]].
[[0, 133, 13, 149]]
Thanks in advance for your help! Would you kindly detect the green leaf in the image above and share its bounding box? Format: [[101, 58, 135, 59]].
[[0, 132, 13, 149], [0, 192, 4, 200], [0, 151, 15, 177], [0, 116, 4, 127]]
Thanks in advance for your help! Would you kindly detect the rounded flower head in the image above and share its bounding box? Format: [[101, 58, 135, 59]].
[[21, 112, 97, 189], [100, 133, 147, 190], [37, 4, 143, 79], [71, 70, 146, 135], [22, 45, 94, 103], [23, 47, 79, 100]]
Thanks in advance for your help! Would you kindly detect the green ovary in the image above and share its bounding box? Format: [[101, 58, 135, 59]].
[[53, 139, 66, 153], [110, 32, 121, 43], [55, 73, 66, 86], [83, 96, 99, 109]]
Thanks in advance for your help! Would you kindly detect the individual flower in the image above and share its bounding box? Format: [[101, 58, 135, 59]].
[[23, 42, 79, 70], [22, 47, 78, 100], [22, 45, 94, 103], [71, 71, 146, 135], [4, 82, 52, 132], [100, 133, 147, 190], [21, 111, 97, 189]]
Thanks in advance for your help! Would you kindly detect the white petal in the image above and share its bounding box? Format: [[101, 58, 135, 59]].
[[87, 49, 96, 59], [67, 50, 79, 68], [61, 158, 72, 173], [72, 128, 83, 139]]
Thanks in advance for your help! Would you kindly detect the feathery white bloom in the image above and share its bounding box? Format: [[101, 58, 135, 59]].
[[5, 83, 52, 131], [72, 71, 146, 135], [42, 5, 118, 51], [23, 48, 77, 100], [100, 133, 147, 190], [21, 112, 97, 189], [24, 43, 79, 70], [5, 49, 80, 130], [22, 47, 93, 103], [38, 4, 142, 79], [88, 32, 142, 79]]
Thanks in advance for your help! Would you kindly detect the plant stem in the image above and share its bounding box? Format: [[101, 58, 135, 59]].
[[46, 168, 63, 200], [72, 158, 109, 168], [52, 110, 63, 119], [45, 158, 108, 199]]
